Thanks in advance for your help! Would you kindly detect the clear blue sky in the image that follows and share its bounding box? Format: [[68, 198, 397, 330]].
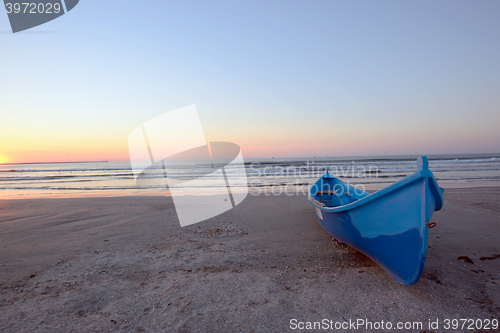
[[1, 0, 499, 162]]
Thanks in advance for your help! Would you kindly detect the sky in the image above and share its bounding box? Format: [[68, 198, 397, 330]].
[[1, 0, 499, 163]]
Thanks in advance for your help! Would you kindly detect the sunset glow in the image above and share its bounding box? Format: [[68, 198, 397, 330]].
[[0, 154, 9, 164]]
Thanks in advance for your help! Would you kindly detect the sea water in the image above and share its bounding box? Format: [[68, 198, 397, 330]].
[[1, 153, 499, 199]]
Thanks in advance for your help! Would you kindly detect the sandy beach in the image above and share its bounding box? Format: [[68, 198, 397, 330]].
[[1, 188, 499, 332]]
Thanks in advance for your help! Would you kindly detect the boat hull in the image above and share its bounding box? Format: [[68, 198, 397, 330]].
[[310, 157, 443, 285]]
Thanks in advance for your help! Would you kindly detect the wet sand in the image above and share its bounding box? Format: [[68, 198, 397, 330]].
[[0, 188, 499, 332]]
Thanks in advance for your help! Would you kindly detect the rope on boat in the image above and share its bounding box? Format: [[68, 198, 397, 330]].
[[426, 221, 437, 229]]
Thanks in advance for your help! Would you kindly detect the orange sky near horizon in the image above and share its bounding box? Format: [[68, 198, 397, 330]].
[[2, 126, 499, 165], [0, 134, 127, 164], [1, 100, 499, 165], [0, 136, 411, 164], [0, 154, 9, 164]]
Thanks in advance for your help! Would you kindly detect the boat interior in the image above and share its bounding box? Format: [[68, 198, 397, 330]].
[[310, 173, 369, 208]]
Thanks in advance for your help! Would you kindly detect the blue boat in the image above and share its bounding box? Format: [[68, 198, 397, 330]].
[[309, 156, 444, 285]]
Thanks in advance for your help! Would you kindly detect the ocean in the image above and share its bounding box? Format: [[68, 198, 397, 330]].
[[1, 153, 499, 199]]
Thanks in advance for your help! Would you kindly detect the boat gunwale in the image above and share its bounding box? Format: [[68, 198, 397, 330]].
[[310, 169, 443, 213]]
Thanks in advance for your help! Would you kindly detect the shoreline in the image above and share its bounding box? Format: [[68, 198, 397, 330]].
[[3, 182, 500, 200], [1, 188, 499, 331]]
